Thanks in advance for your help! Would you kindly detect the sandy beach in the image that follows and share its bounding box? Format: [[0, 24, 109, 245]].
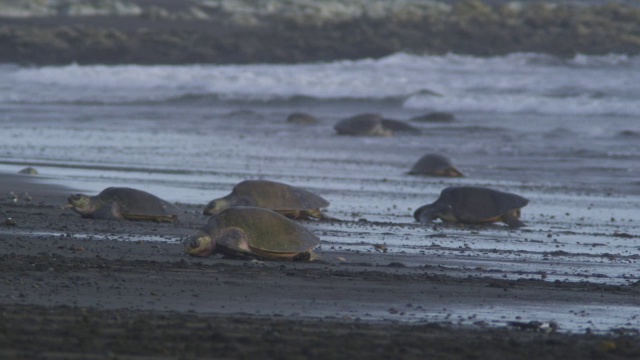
[[1, 170, 639, 358], [1, 1, 639, 358]]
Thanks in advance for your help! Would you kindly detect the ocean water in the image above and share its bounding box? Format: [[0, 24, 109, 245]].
[[1, 52, 639, 331], [0, 52, 638, 198]]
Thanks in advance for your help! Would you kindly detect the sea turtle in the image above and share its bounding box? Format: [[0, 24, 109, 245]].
[[414, 186, 529, 228], [287, 112, 319, 125], [184, 206, 320, 260], [408, 153, 464, 177], [334, 113, 420, 136], [409, 112, 455, 123], [18, 167, 38, 175], [67, 187, 183, 222], [203, 180, 331, 220]]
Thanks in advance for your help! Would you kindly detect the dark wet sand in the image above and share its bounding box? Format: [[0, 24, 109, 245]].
[[1, 173, 639, 358]]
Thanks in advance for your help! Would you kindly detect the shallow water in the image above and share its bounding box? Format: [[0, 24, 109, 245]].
[[1, 53, 639, 332]]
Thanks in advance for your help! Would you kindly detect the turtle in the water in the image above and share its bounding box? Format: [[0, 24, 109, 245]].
[[334, 113, 420, 136], [408, 153, 464, 177], [409, 112, 455, 123], [414, 186, 529, 228], [203, 180, 331, 220], [287, 112, 319, 125], [67, 187, 183, 222], [184, 207, 320, 261]]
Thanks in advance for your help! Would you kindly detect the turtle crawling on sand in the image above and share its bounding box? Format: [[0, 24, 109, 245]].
[[287, 112, 319, 125], [18, 167, 38, 175], [334, 113, 420, 136], [414, 186, 529, 228], [184, 207, 320, 261], [203, 180, 331, 220], [67, 187, 183, 222], [408, 153, 464, 177]]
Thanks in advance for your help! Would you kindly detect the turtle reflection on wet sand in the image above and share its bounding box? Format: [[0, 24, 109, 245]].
[[414, 186, 529, 228], [408, 153, 464, 177], [67, 187, 183, 223], [203, 180, 332, 220], [184, 207, 320, 261], [334, 113, 420, 136]]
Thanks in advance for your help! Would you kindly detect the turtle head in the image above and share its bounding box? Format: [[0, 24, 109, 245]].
[[183, 231, 215, 257], [413, 203, 451, 224], [66, 194, 97, 216], [203, 198, 231, 216]]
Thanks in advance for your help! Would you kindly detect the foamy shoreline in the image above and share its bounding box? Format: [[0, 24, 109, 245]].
[[1, 0, 640, 64], [1, 1, 639, 20]]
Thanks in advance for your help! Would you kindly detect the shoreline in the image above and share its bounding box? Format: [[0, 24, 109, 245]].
[[1, 1, 640, 65], [1, 171, 639, 357]]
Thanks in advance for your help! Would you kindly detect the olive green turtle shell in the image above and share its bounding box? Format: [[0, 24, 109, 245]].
[[415, 186, 529, 223], [334, 113, 420, 136], [229, 180, 329, 212], [94, 187, 183, 218], [409, 153, 463, 176], [205, 207, 320, 254]]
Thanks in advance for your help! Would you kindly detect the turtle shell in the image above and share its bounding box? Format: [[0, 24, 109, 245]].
[[431, 186, 528, 223], [409, 153, 463, 176], [287, 112, 319, 125], [94, 187, 182, 219], [206, 207, 320, 257], [379, 119, 420, 134], [334, 113, 385, 135], [230, 180, 329, 212], [409, 112, 455, 123], [334, 113, 419, 136]]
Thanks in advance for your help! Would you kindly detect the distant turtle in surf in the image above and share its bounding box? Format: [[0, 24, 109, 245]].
[[409, 112, 455, 123], [184, 207, 320, 261], [203, 180, 331, 220], [287, 112, 319, 125], [67, 187, 183, 222], [414, 186, 529, 228], [408, 153, 464, 177], [617, 130, 640, 138], [334, 113, 420, 136]]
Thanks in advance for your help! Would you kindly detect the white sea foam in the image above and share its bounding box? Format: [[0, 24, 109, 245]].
[[1, 52, 639, 116]]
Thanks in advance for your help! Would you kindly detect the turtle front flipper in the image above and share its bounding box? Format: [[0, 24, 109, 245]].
[[293, 249, 320, 261], [309, 210, 342, 222], [216, 227, 254, 259], [414, 203, 445, 224], [278, 209, 341, 222], [501, 210, 525, 228], [93, 202, 124, 220], [122, 213, 179, 223]]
